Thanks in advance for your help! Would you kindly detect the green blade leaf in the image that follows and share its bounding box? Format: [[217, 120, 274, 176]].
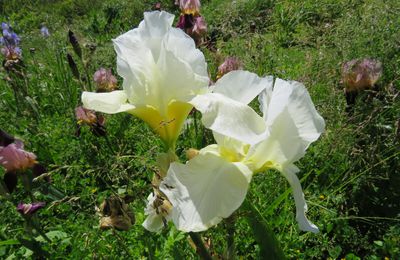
[[243, 199, 286, 260], [0, 239, 20, 246]]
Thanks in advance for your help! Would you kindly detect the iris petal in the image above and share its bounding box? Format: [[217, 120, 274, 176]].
[[160, 153, 252, 232]]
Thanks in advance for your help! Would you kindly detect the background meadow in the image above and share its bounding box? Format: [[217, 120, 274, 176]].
[[0, 0, 399, 258]]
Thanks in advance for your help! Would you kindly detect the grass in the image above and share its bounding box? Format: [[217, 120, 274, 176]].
[[0, 0, 399, 258]]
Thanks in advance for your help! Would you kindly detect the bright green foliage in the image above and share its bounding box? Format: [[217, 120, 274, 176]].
[[0, 0, 399, 258]]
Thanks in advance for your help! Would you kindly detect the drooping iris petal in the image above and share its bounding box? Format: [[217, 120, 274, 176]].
[[82, 91, 135, 114], [281, 165, 319, 233], [160, 153, 253, 232], [17, 202, 46, 215], [213, 71, 273, 105], [142, 193, 165, 232], [190, 93, 266, 145], [82, 11, 209, 147], [0, 142, 36, 172]]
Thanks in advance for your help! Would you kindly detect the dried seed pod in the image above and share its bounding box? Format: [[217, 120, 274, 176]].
[[98, 195, 135, 231], [67, 53, 80, 80]]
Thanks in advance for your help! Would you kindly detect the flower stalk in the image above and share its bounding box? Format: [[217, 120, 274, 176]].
[[189, 232, 213, 260]]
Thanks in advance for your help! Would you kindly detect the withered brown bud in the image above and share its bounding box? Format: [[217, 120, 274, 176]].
[[67, 53, 80, 80], [98, 195, 135, 231], [68, 30, 82, 59]]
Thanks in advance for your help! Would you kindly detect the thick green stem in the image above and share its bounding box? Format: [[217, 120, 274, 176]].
[[189, 232, 213, 260], [156, 148, 212, 259], [226, 215, 236, 259]]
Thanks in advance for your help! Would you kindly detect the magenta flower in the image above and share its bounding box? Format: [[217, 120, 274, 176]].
[[0, 129, 49, 193], [179, 0, 201, 15], [17, 202, 46, 215], [177, 14, 195, 30], [0, 140, 37, 172], [217, 57, 243, 79], [177, 15, 206, 45], [75, 106, 97, 125], [342, 58, 382, 92], [75, 106, 106, 137], [192, 16, 207, 37], [93, 68, 118, 92]]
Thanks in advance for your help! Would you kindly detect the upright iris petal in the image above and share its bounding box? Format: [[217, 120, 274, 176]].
[[82, 11, 209, 148], [179, 0, 201, 15], [161, 71, 325, 233]]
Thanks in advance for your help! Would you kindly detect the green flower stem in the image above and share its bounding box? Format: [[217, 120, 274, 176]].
[[28, 217, 52, 244], [242, 199, 286, 260], [189, 232, 213, 260], [193, 110, 199, 147], [0, 180, 10, 198], [20, 172, 34, 201], [157, 149, 212, 259], [226, 214, 236, 259]]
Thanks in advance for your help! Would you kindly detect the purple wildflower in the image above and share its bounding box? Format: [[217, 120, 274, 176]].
[[0, 139, 37, 172], [342, 58, 382, 92], [1, 45, 22, 60], [177, 14, 195, 30], [40, 26, 50, 37], [217, 57, 243, 79], [17, 202, 46, 215], [179, 0, 201, 15], [192, 16, 207, 37], [93, 68, 118, 92], [176, 1, 206, 45], [75, 106, 106, 137], [75, 106, 97, 125], [0, 22, 22, 61], [1, 22, 9, 30]]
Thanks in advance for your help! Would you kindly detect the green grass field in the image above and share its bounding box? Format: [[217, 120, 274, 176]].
[[0, 0, 399, 258]]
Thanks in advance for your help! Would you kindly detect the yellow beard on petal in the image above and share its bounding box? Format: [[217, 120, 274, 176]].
[[131, 101, 193, 149]]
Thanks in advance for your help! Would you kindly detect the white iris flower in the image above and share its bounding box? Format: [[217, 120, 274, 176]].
[[82, 11, 209, 149], [159, 71, 325, 233]]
